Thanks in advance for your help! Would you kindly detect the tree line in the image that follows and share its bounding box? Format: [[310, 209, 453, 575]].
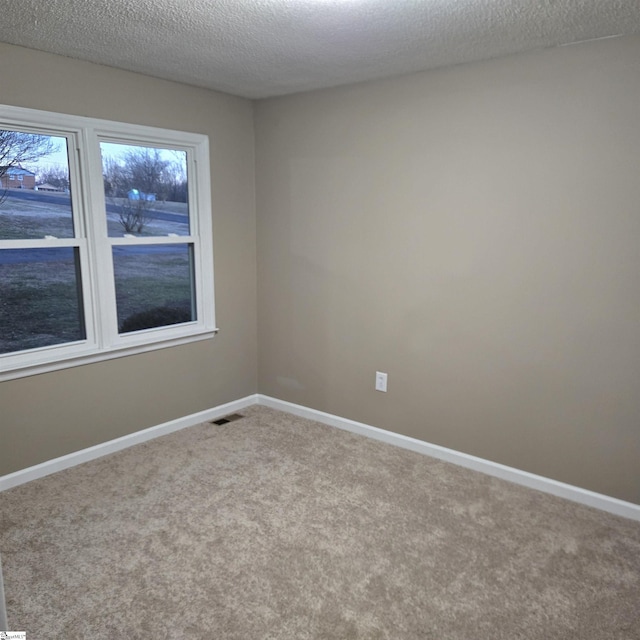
[[103, 147, 188, 204], [0, 130, 58, 202]]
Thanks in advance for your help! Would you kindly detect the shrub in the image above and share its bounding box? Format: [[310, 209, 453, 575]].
[[119, 305, 191, 333]]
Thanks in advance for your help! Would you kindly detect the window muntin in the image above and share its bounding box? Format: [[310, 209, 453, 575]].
[[0, 105, 216, 381]]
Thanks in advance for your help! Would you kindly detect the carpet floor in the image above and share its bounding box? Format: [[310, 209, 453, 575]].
[[1, 405, 639, 639]]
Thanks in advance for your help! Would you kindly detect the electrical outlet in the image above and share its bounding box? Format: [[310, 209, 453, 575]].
[[375, 371, 388, 392]]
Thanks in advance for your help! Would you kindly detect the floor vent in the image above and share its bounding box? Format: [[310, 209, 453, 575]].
[[210, 413, 244, 426]]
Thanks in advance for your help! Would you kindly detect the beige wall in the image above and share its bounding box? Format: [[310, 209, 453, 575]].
[[0, 43, 257, 474], [3, 36, 640, 505], [255, 36, 640, 504]]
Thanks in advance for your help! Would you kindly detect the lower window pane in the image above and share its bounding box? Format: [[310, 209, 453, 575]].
[[113, 243, 195, 333], [0, 247, 86, 354]]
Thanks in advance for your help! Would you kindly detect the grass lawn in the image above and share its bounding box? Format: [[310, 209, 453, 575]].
[[108, 196, 189, 215], [0, 257, 85, 354], [0, 197, 75, 239], [0, 192, 189, 239], [113, 248, 194, 329]]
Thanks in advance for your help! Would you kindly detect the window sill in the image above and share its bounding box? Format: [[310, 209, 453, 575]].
[[0, 328, 219, 382]]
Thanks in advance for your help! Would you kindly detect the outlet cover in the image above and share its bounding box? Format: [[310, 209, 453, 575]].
[[375, 371, 388, 392]]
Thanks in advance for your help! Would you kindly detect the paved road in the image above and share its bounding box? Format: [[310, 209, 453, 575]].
[[3, 189, 70, 208], [4, 189, 189, 225], [0, 246, 76, 265], [1, 244, 188, 265]]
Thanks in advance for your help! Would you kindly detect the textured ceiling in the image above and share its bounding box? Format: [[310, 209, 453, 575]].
[[1, 0, 639, 99]]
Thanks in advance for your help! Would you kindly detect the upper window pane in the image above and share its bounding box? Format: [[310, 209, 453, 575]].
[[100, 142, 190, 238], [0, 129, 74, 239]]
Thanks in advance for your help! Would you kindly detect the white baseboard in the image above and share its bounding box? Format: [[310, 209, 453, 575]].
[[0, 394, 259, 493], [257, 395, 640, 522], [3, 392, 638, 522]]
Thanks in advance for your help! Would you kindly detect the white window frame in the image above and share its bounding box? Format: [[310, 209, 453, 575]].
[[0, 105, 217, 382]]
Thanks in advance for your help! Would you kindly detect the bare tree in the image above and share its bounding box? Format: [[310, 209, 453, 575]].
[[116, 197, 152, 234], [37, 164, 70, 191], [124, 147, 171, 201], [102, 156, 129, 198], [103, 148, 173, 233], [0, 129, 58, 202], [165, 158, 188, 204]]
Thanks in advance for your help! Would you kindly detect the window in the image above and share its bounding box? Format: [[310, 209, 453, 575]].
[[0, 105, 216, 381]]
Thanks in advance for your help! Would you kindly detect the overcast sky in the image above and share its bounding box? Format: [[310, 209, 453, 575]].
[[24, 136, 184, 176]]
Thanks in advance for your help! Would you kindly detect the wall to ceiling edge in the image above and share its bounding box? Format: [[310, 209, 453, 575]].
[[0, 42, 258, 475], [254, 35, 640, 504]]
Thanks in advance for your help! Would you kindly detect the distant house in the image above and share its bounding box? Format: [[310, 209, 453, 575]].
[[35, 183, 62, 192], [0, 166, 36, 190]]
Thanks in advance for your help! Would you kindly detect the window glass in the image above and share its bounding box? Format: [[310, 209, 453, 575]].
[[100, 142, 190, 238], [113, 243, 196, 333], [0, 247, 85, 354], [0, 129, 74, 239]]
